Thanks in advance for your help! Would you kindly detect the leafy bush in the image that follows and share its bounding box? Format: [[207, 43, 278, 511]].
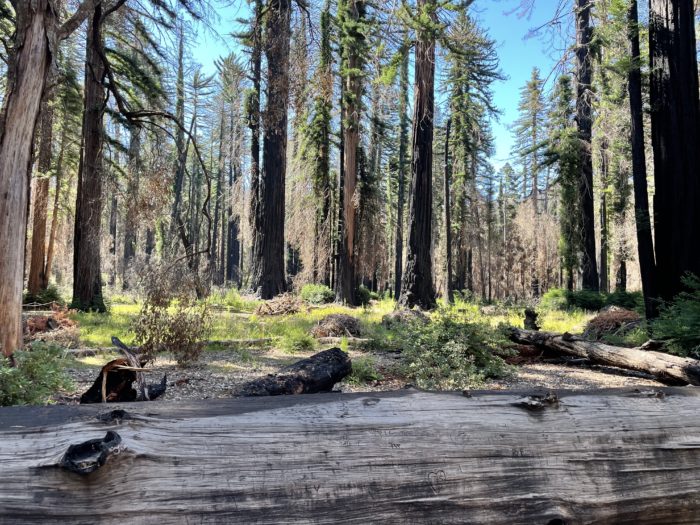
[[132, 265, 212, 366], [23, 284, 65, 306], [540, 288, 643, 312], [281, 333, 316, 353], [539, 288, 569, 311], [401, 309, 513, 390], [300, 284, 335, 305], [0, 343, 71, 406], [653, 274, 700, 357], [347, 356, 383, 385], [356, 285, 371, 306]]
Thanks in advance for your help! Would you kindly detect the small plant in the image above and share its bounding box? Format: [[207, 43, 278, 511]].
[[347, 356, 383, 385], [539, 288, 569, 311], [23, 284, 65, 307], [281, 333, 316, 353], [401, 309, 513, 390], [132, 264, 212, 366], [653, 274, 700, 357], [300, 284, 335, 305], [356, 285, 371, 306], [0, 343, 72, 406]]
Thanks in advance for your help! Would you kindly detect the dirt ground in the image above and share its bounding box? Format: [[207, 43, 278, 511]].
[[58, 344, 664, 404]]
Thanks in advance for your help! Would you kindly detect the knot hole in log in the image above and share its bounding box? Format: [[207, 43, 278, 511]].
[[59, 431, 123, 475]]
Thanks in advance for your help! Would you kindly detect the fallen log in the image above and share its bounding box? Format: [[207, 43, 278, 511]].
[[316, 336, 371, 346], [1, 389, 700, 524], [509, 328, 700, 386], [236, 347, 351, 396]]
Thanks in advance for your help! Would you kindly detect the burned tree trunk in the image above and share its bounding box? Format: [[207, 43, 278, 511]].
[[236, 348, 351, 396], [509, 328, 700, 386], [250, 0, 290, 299], [399, 0, 437, 310]]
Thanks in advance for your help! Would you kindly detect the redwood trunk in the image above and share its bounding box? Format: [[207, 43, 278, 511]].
[[649, 0, 700, 302], [627, 0, 657, 318], [72, 4, 106, 312], [399, 0, 437, 309], [575, 0, 599, 291], [0, 2, 55, 357], [250, 0, 290, 299]]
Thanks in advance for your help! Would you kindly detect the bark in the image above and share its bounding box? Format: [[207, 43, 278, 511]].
[[250, 0, 290, 299], [443, 118, 453, 304], [211, 112, 225, 285], [122, 125, 141, 288], [169, 22, 186, 248], [399, 0, 437, 310], [0, 1, 56, 358], [509, 328, 700, 386], [72, 4, 106, 312], [3, 390, 700, 523], [648, 0, 700, 302], [248, 0, 262, 287], [627, 0, 657, 319], [575, 0, 599, 291], [393, 49, 409, 300], [599, 139, 609, 294], [236, 348, 351, 396], [27, 93, 55, 296]]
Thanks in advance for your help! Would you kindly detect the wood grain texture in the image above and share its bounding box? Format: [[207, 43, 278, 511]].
[[1, 389, 700, 524]]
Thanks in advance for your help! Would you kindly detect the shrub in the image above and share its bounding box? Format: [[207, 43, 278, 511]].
[[281, 333, 316, 353], [401, 309, 513, 390], [300, 284, 335, 305], [567, 290, 605, 311], [132, 264, 212, 366], [606, 290, 643, 310], [356, 285, 371, 306], [23, 284, 65, 307], [653, 274, 700, 357], [0, 343, 71, 406], [539, 288, 569, 311], [347, 356, 383, 385]]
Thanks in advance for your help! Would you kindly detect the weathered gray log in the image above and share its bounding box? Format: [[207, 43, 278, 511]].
[[1, 389, 700, 524], [316, 336, 371, 346], [510, 328, 700, 385], [236, 347, 351, 396]]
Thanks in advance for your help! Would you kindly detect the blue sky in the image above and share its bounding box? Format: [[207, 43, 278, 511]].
[[192, 0, 563, 171]]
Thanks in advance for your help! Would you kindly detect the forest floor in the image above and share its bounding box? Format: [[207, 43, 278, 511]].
[[28, 291, 663, 405]]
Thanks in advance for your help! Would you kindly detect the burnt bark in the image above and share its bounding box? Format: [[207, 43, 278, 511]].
[[399, 0, 437, 310], [72, 4, 106, 312], [648, 0, 700, 302], [250, 0, 290, 299], [575, 0, 599, 291], [236, 348, 351, 396], [443, 118, 453, 304]]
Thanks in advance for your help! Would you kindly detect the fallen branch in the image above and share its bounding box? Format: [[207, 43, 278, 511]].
[[509, 328, 700, 386], [316, 337, 371, 346], [236, 348, 351, 396]]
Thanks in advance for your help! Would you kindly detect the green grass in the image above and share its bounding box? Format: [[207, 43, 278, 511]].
[[72, 304, 140, 347]]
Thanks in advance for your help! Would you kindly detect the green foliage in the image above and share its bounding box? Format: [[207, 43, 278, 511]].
[[356, 285, 371, 306], [24, 284, 65, 306], [347, 356, 383, 385], [300, 284, 335, 304], [401, 309, 513, 390], [0, 343, 71, 406], [540, 288, 643, 312], [210, 288, 260, 312], [653, 274, 700, 357], [281, 333, 316, 354]]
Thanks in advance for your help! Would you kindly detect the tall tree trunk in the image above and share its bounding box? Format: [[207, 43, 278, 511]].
[[250, 0, 289, 299], [575, 0, 599, 291], [72, 4, 106, 312], [211, 111, 225, 286], [169, 21, 186, 250], [443, 118, 453, 304], [336, 0, 365, 306], [599, 138, 609, 294], [122, 125, 140, 289], [394, 46, 409, 300], [27, 93, 55, 296], [108, 194, 117, 287], [627, 0, 657, 317], [45, 118, 67, 287], [399, 0, 437, 310], [0, 1, 56, 358], [649, 0, 700, 302]]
